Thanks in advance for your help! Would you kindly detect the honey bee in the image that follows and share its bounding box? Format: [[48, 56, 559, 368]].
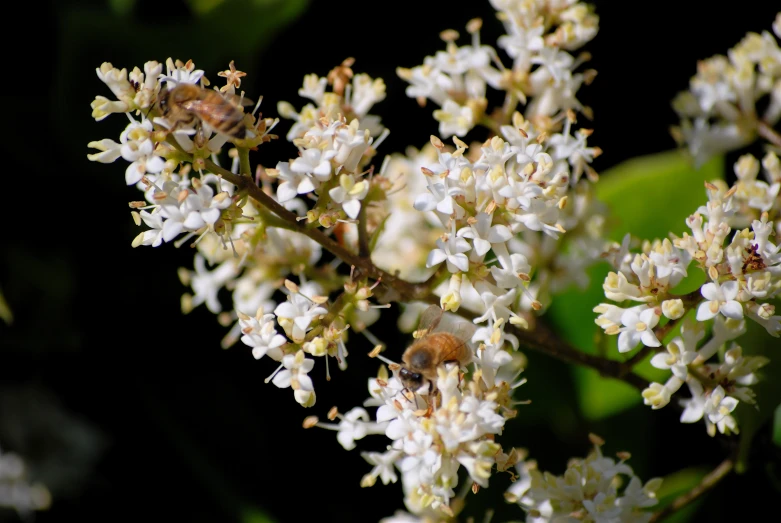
[[399, 305, 475, 395], [156, 83, 254, 140]]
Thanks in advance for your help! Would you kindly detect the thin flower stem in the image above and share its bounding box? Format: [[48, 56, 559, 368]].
[[649, 456, 735, 523], [238, 147, 252, 178], [440, 300, 650, 391], [757, 120, 781, 149], [168, 137, 650, 391], [512, 321, 649, 391], [357, 204, 370, 258]]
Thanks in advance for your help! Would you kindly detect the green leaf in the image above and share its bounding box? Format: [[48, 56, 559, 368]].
[[654, 467, 708, 523], [773, 403, 781, 448], [595, 151, 724, 243], [369, 213, 391, 253], [545, 150, 724, 420], [0, 286, 12, 325], [242, 508, 277, 523], [734, 320, 781, 472], [186, 0, 228, 14], [107, 0, 136, 16]]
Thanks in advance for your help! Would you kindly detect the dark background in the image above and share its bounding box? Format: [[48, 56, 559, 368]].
[[2, 0, 780, 521]]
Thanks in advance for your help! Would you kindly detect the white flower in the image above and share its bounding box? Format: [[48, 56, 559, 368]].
[[433, 99, 475, 137], [189, 255, 239, 314], [650, 336, 698, 379], [274, 293, 328, 343], [414, 175, 465, 218], [271, 350, 314, 391], [661, 299, 685, 320], [473, 287, 516, 324], [161, 183, 231, 239], [617, 307, 661, 353], [160, 57, 205, 87], [274, 161, 317, 202], [490, 252, 531, 289], [335, 408, 374, 451], [361, 450, 401, 485], [426, 230, 471, 273], [290, 147, 337, 182], [87, 138, 122, 163], [90, 118, 165, 185], [696, 281, 743, 321], [456, 212, 512, 257], [239, 312, 287, 361], [704, 385, 739, 429], [329, 174, 370, 219], [132, 209, 165, 247]]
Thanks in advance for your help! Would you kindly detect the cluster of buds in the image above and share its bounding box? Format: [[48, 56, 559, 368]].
[[85, 0, 781, 520], [308, 352, 525, 517], [398, 0, 598, 138], [506, 435, 662, 523], [595, 154, 780, 435], [671, 13, 781, 165]]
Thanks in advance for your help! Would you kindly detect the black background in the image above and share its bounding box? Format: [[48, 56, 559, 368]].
[[1, 0, 781, 521]]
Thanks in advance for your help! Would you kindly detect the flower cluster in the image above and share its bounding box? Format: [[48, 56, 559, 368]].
[[595, 12, 781, 434], [671, 13, 781, 165], [310, 339, 525, 518], [88, 56, 395, 407], [398, 0, 598, 138], [0, 445, 51, 514], [595, 153, 780, 434], [506, 436, 662, 523], [86, 0, 781, 520]]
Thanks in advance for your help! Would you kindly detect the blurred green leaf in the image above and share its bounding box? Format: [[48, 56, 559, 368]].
[[654, 466, 708, 523], [108, 0, 136, 16], [0, 286, 12, 325], [187, 0, 228, 14], [734, 320, 781, 472], [595, 151, 724, 243], [242, 508, 277, 523], [546, 150, 724, 420], [773, 403, 781, 448]]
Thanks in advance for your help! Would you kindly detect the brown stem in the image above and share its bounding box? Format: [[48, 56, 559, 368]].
[[512, 321, 649, 391], [357, 204, 370, 258], [441, 302, 649, 391], [758, 120, 781, 149], [202, 156, 432, 302], [168, 138, 650, 391], [649, 456, 735, 522]]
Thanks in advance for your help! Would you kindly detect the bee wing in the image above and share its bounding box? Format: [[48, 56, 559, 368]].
[[222, 92, 256, 107], [416, 305, 444, 335], [179, 98, 246, 124], [435, 320, 476, 366], [452, 319, 477, 344]]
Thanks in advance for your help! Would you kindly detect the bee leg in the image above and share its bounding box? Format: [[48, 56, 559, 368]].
[[401, 387, 416, 404]]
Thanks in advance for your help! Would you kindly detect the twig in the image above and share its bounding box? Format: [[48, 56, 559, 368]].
[[758, 120, 781, 149], [649, 456, 735, 522], [512, 321, 649, 391], [167, 139, 653, 392], [357, 204, 370, 258]]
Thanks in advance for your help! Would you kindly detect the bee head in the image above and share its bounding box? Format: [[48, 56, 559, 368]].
[[156, 88, 170, 115], [399, 367, 423, 390], [408, 349, 431, 371]]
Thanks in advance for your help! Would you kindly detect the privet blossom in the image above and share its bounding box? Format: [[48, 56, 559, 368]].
[[86, 0, 781, 520], [0, 444, 51, 514], [595, 14, 781, 438]]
